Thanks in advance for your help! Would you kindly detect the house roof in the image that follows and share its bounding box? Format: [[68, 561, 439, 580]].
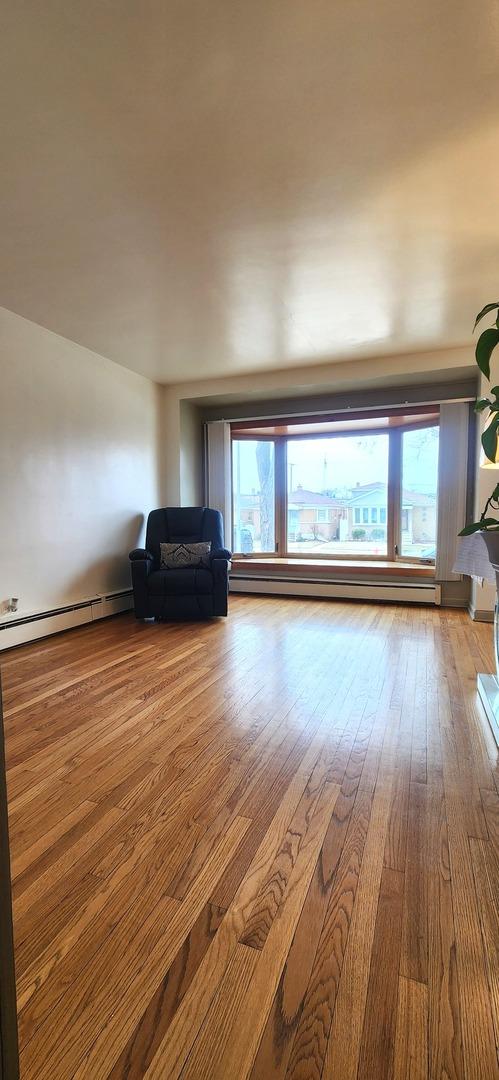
[[239, 482, 435, 510], [288, 487, 343, 507], [401, 489, 436, 507], [238, 493, 260, 508], [348, 482, 436, 507]]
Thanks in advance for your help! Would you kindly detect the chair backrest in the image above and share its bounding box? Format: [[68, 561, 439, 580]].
[[146, 507, 224, 568]]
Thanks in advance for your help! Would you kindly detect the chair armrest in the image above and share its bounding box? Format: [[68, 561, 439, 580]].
[[211, 556, 230, 616], [209, 548, 232, 562], [129, 548, 153, 562], [130, 550, 152, 617], [211, 556, 232, 582]]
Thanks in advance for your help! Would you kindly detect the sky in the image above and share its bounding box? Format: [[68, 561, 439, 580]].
[[234, 427, 439, 496]]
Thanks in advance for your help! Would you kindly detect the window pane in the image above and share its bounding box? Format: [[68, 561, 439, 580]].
[[287, 434, 388, 555], [400, 426, 439, 559], [232, 440, 275, 553]]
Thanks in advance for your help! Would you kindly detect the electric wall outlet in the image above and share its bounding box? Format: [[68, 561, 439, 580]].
[[1, 599, 19, 615]]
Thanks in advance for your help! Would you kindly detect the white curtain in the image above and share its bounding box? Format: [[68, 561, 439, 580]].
[[435, 402, 470, 581], [204, 421, 232, 544]]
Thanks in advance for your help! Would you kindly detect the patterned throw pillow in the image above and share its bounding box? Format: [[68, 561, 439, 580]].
[[160, 542, 212, 569]]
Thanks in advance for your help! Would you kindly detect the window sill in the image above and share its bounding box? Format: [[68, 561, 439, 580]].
[[231, 557, 435, 579]]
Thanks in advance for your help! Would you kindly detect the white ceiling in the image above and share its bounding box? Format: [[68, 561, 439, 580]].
[[1, 2, 498, 384]]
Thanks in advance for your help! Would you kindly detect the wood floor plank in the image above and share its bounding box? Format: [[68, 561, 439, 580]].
[[284, 788, 373, 1080], [240, 753, 339, 951], [441, 745, 497, 1076], [209, 713, 325, 910], [249, 858, 331, 1080], [178, 780, 341, 1080], [16, 814, 204, 1018], [166, 710, 304, 902], [481, 787, 499, 859], [384, 742, 410, 872], [10, 798, 96, 885], [41, 815, 250, 1080], [426, 782, 464, 1080], [250, 727, 373, 1079], [470, 837, 499, 1054], [180, 943, 261, 1079], [141, 734, 338, 1080], [393, 976, 429, 1080], [400, 780, 428, 985], [0, 600, 496, 1080], [108, 902, 226, 1080], [320, 772, 393, 1080], [357, 866, 404, 1080]]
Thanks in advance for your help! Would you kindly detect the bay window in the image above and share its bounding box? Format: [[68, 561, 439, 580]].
[[230, 409, 440, 564]]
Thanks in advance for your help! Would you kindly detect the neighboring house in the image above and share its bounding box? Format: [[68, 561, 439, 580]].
[[287, 487, 347, 541], [236, 486, 347, 546], [235, 481, 436, 548], [237, 491, 262, 538], [347, 482, 388, 540], [347, 482, 436, 543], [400, 488, 437, 544]]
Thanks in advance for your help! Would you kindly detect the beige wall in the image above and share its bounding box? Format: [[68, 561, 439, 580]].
[[179, 401, 204, 506], [0, 308, 162, 615], [162, 344, 474, 504]]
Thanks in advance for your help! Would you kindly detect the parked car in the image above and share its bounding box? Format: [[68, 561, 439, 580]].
[[240, 525, 254, 554]]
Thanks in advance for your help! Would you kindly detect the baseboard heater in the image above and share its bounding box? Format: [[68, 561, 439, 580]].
[[0, 589, 133, 651], [230, 574, 441, 606]]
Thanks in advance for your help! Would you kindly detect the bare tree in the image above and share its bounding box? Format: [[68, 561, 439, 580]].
[[407, 426, 439, 460], [256, 442, 275, 549]]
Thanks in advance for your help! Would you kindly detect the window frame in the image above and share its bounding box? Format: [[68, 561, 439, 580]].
[[396, 419, 440, 564], [231, 416, 439, 564], [231, 433, 280, 557]]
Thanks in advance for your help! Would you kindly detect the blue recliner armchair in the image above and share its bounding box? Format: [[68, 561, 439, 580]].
[[129, 507, 231, 619]]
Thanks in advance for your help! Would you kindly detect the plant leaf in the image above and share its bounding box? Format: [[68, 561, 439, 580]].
[[482, 418, 499, 462], [476, 328, 499, 379], [475, 397, 492, 412], [459, 518, 499, 535], [474, 303, 499, 330]]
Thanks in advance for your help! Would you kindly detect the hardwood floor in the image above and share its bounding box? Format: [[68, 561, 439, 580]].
[[1, 596, 498, 1079]]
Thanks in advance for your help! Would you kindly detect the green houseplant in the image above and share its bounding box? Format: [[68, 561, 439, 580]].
[[460, 302, 499, 537], [461, 304, 499, 748]]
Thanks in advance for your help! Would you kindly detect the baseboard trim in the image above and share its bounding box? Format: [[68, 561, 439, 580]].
[[0, 590, 133, 651], [468, 604, 495, 623], [230, 576, 441, 605]]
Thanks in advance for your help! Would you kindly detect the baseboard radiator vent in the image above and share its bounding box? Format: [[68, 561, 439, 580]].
[[0, 589, 133, 651], [468, 603, 494, 624], [230, 575, 441, 606]]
